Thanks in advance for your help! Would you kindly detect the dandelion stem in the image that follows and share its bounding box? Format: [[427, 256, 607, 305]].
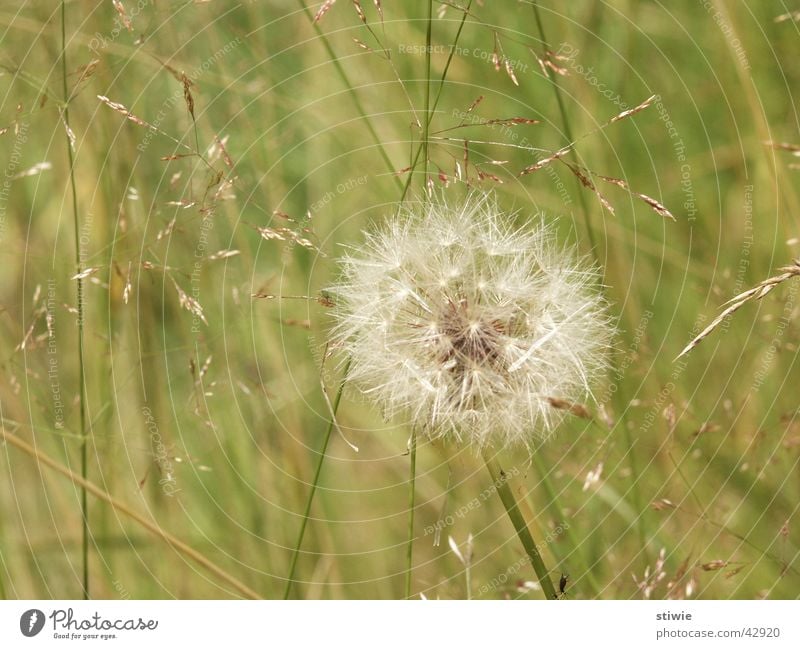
[[483, 452, 558, 600], [60, 0, 89, 600], [283, 359, 350, 599]]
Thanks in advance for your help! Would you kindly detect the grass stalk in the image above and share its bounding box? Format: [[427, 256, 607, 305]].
[[420, 0, 434, 189], [483, 451, 557, 600], [298, 0, 401, 189], [404, 0, 434, 600], [0, 429, 260, 600], [282, 360, 350, 599], [398, 0, 472, 207], [60, 0, 89, 600]]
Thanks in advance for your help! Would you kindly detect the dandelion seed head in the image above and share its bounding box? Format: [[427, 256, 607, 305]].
[[328, 193, 613, 448]]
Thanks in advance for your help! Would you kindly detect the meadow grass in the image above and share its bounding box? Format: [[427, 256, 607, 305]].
[[0, 1, 798, 599]]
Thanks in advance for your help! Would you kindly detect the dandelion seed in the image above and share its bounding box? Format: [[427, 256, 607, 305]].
[[328, 193, 613, 448]]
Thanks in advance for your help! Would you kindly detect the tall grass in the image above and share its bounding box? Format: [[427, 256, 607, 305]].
[[0, 2, 798, 600], [59, 0, 89, 599]]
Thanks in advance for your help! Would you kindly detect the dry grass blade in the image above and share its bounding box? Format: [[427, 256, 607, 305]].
[[651, 499, 676, 511], [97, 95, 189, 151], [352, 0, 365, 22], [183, 78, 195, 121], [71, 267, 99, 281], [12, 161, 52, 179], [521, 95, 657, 176], [249, 222, 322, 254], [503, 59, 519, 86], [171, 276, 207, 325], [564, 163, 615, 214], [676, 259, 800, 359], [112, 0, 133, 31], [596, 174, 676, 220], [480, 116, 538, 127], [0, 429, 261, 600], [520, 146, 570, 175], [97, 95, 150, 127], [465, 95, 483, 113], [436, 116, 539, 136], [314, 0, 337, 22], [532, 49, 569, 76], [207, 249, 240, 261], [547, 397, 592, 420], [60, 110, 76, 150], [610, 95, 656, 123], [122, 261, 132, 305], [774, 11, 800, 23], [764, 140, 800, 154]]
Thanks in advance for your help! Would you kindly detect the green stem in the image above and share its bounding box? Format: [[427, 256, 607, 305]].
[[483, 451, 557, 600], [397, 0, 472, 208], [405, 0, 434, 600], [282, 359, 350, 599], [61, 0, 89, 600], [405, 428, 418, 598], [298, 0, 401, 189], [420, 0, 434, 192]]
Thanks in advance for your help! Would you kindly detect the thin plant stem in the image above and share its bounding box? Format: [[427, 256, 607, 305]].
[[298, 0, 401, 189], [60, 0, 89, 600], [405, 0, 434, 600], [405, 428, 418, 598], [420, 0, 434, 191], [483, 451, 558, 600], [398, 0, 472, 207], [283, 359, 351, 599], [0, 429, 261, 600]]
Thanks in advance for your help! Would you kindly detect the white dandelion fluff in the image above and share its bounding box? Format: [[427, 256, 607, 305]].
[[328, 193, 613, 449]]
